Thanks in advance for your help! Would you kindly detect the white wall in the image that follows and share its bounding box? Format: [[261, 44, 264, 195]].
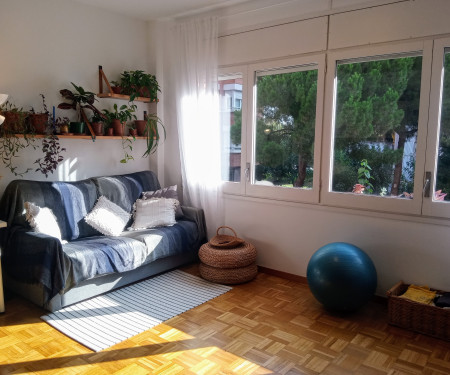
[[215, 0, 450, 295], [0, 0, 156, 194]]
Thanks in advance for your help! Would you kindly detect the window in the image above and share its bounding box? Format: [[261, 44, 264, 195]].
[[221, 41, 450, 220], [322, 42, 431, 214], [246, 56, 325, 202], [219, 69, 247, 195], [332, 54, 422, 197], [423, 38, 450, 218], [434, 49, 450, 202]]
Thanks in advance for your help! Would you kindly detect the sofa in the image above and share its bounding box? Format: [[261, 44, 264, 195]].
[[0, 170, 206, 312]]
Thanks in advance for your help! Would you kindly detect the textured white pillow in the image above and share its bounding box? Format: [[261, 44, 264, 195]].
[[84, 196, 130, 236], [130, 198, 177, 230], [141, 185, 183, 218], [24, 202, 65, 242]]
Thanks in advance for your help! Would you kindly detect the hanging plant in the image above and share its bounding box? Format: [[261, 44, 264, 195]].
[[35, 135, 66, 177], [0, 100, 37, 176], [34, 94, 66, 177]]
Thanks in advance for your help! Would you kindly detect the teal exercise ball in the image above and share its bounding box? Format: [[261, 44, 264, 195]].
[[307, 242, 377, 312]]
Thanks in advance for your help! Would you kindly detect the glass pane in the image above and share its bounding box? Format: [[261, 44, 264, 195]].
[[254, 67, 318, 189], [332, 55, 422, 198], [219, 75, 242, 182], [435, 51, 450, 202]]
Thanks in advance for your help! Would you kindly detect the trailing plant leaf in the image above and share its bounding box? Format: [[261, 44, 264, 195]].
[[35, 135, 66, 177], [142, 113, 166, 157]]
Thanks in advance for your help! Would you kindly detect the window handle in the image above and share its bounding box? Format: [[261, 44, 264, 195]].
[[423, 171, 431, 198], [245, 162, 250, 182]]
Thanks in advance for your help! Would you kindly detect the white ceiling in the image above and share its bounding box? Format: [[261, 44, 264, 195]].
[[69, 0, 256, 21]]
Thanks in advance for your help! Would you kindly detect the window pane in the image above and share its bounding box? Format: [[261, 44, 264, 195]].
[[219, 75, 242, 182], [254, 67, 318, 189], [332, 55, 422, 198], [435, 51, 450, 202]]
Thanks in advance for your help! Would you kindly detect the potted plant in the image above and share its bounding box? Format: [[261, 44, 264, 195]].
[[55, 116, 70, 134], [90, 112, 104, 136], [119, 70, 161, 102], [0, 101, 27, 134], [28, 94, 50, 135], [58, 82, 104, 134], [0, 100, 36, 176], [110, 80, 123, 95], [102, 103, 137, 136], [141, 113, 166, 157]]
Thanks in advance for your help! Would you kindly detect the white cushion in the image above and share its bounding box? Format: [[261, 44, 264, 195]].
[[84, 196, 130, 236], [141, 185, 183, 218], [24, 202, 65, 243], [130, 198, 177, 230]]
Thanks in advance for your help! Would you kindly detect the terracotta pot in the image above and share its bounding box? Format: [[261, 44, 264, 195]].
[[29, 113, 49, 134], [111, 119, 125, 136], [90, 121, 103, 136], [134, 120, 146, 136], [2, 111, 24, 133], [106, 127, 114, 136], [129, 128, 137, 137], [111, 86, 122, 94]]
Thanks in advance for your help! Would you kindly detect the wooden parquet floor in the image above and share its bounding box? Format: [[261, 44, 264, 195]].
[[1, 264, 450, 374]]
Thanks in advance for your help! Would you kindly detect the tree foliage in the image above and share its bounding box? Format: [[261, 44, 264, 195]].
[[232, 54, 450, 199], [255, 69, 318, 186]]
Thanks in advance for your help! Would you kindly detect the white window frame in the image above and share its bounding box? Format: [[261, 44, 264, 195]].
[[219, 66, 248, 195], [244, 54, 326, 203], [422, 37, 450, 219], [321, 41, 433, 215]]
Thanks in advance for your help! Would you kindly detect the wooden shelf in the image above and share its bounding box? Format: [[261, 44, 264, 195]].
[[96, 92, 157, 103], [97, 66, 159, 103], [16, 134, 146, 140]]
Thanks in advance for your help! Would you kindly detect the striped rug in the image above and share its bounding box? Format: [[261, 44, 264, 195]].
[[41, 269, 232, 351]]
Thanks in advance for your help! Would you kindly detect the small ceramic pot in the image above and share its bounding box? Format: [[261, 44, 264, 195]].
[[70, 121, 85, 134]]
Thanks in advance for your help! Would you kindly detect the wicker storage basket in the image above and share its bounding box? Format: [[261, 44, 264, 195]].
[[199, 262, 258, 285], [208, 226, 244, 249], [387, 281, 450, 341], [199, 241, 257, 269]]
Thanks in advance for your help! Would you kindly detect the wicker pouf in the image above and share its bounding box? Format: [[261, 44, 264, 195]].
[[198, 227, 257, 284], [199, 241, 257, 269], [199, 262, 258, 284]]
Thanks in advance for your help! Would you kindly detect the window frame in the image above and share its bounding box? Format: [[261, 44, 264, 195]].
[[320, 41, 433, 215], [422, 37, 450, 219], [219, 65, 248, 195], [244, 54, 326, 203]]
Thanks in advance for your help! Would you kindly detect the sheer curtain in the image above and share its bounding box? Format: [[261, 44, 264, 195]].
[[169, 16, 222, 239]]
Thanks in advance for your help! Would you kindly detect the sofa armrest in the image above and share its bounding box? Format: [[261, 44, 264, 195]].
[[3, 227, 69, 302], [181, 206, 207, 246]]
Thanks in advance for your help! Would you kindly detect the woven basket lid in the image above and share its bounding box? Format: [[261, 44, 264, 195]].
[[209, 226, 244, 249]]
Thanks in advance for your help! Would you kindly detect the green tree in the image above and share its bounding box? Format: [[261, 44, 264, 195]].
[[256, 70, 318, 187], [333, 57, 420, 195]]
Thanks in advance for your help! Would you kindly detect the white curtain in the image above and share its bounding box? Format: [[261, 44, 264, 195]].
[[169, 16, 222, 239]]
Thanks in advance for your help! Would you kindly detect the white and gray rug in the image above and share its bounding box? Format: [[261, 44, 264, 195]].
[[41, 269, 232, 352]]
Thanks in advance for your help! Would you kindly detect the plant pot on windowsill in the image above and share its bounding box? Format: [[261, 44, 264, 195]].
[[70, 121, 85, 134]]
